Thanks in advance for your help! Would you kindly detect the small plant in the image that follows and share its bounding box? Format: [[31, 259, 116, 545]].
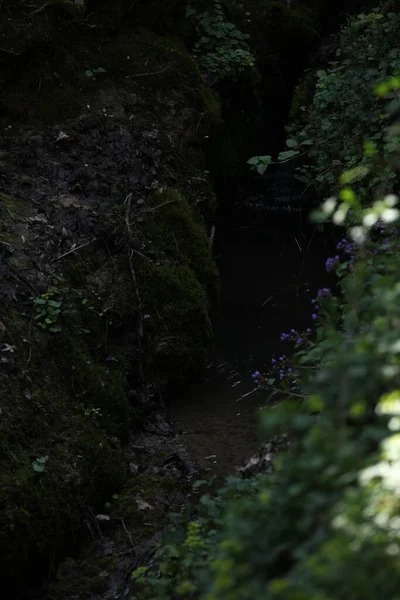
[[84, 407, 103, 420], [247, 139, 304, 176], [247, 155, 273, 175], [30, 290, 62, 332], [104, 493, 119, 510], [32, 456, 48, 473], [186, 1, 255, 80], [84, 67, 106, 80]]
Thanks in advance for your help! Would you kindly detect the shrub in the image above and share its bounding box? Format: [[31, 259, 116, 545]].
[[131, 78, 400, 600], [281, 9, 400, 199], [186, 1, 255, 80]]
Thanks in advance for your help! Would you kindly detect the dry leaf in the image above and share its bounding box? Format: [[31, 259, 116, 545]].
[[135, 496, 153, 511]]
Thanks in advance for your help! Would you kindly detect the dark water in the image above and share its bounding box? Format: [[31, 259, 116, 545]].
[[170, 210, 335, 477]]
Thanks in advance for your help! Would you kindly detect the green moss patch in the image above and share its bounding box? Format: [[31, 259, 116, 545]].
[[136, 188, 218, 379], [142, 188, 219, 302]]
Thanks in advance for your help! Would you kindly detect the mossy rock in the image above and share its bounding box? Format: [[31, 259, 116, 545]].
[[138, 260, 212, 377], [135, 188, 218, 379], [142, 188, 219, 303], [96, 30, 200, 92], [56, 335, 132, 440]]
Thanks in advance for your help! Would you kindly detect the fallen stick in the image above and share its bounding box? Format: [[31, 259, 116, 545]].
[[51, 238, 97, 262]]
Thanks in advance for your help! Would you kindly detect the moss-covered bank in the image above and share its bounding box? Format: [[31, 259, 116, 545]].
[[0, 2, 220, 594]]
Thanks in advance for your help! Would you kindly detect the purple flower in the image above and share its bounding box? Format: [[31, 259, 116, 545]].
[[317, 287, 330, 299], [271, 358, 276, 364], [337, 238, 355, 255], [312, 313, 317, 320], [295, 337, 303, 346], [280, 333, 290, 341], [307, 328, 312, 334], [325, 255, 340, 272], [252, 370, 260, 380]]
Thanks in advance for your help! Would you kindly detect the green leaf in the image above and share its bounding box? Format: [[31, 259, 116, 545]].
[[339, 166, 369, 185], [340, 187, 361, 209], [256, 163, 270, 175], [32, 463, 45, 473], [247, 156, 260, 165], [286, 139, 297, 148], [193, 479, 208, 489], [278, 150, 299, 161], [48, 300, 61, 308]]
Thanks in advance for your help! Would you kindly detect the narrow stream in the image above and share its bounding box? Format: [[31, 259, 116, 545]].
[[170, 201, 335, 477]]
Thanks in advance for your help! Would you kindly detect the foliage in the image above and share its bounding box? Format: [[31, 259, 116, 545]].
[[132, 82, 400, 599], [247, 154, 273, 175], [279, 9, 400, 198], [30, 289, 62, 332], [84, 67, 106, 79], [186, 1, 255, 80], [32, 455, 48, 473]]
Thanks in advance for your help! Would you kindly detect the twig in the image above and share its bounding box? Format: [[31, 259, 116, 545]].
[[144, 199, 175, 213], [268, 385, 305, 399], [5, 207, 15, 221], [196, 110, 209, 136], [131, 248, 151, 262], [294, 236, 302, 252], [84, 519, 97, 542], [51, 238, 96, 262], [278, 151, 307, 164], [125, 194, 144, 379], [33, 75, 42, 97], [89, 507, 103, 539], [171, 231, 179, 253], [0, 47, 20, 55], [236, 387, 258, 401], [31, 2, 50, 14], [103, 240, 117, 272], [126, 65, 171, 79], [121, 518, 135, 548], [24, 344, 32, 377]]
